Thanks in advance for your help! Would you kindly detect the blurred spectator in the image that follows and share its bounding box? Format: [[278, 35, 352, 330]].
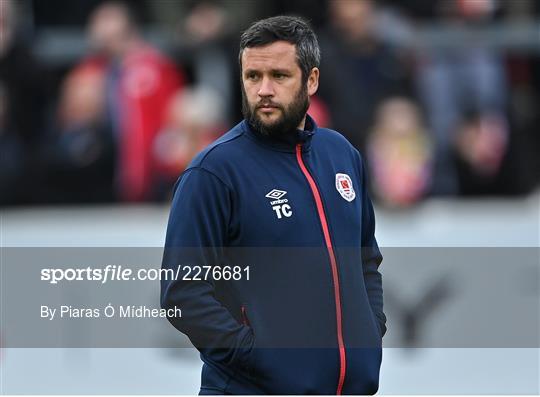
[[415, 0, 510, 195], [48, 55, 115, 202], [55, 1, 185, 202], [318, 0, 412, 154], [367, 97, 433, 207], [503, 54, 540, 194], [0, 0, 48, 205], [153, 85, 226, 199], [453, 111, 508, 194], [502, 0, 540, 193], [175, 0, 238, 122]]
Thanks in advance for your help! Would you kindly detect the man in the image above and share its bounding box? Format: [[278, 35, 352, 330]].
[[58, 1, 184, 202], [161, 16, 386, 395]]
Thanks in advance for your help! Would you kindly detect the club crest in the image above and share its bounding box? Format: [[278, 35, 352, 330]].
[[335, 173, 355, 202]]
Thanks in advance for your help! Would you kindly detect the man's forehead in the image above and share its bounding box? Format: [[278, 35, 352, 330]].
[[241, 41, 299, 70]]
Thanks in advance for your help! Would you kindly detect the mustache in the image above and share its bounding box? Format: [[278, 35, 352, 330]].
[[256, 101, 282, 109]]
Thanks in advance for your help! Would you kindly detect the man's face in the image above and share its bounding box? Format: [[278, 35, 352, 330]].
[[241, 41, 319, 137], [88, 4, 132, 58]]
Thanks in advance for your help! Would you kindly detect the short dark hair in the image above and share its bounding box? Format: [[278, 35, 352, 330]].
[[239, 15, 320, 83]]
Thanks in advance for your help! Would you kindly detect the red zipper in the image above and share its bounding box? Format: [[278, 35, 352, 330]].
[[295, 143, 346, 395]]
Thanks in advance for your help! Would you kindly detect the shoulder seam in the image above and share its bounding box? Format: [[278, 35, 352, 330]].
[[183, 166, 234, 192], [197, 130, 245, 166]]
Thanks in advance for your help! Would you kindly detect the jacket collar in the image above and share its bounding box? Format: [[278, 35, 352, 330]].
[[242, 114, 317, 153]]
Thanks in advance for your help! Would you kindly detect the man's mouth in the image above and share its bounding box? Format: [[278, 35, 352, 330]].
[[257, 104, 280, 112]]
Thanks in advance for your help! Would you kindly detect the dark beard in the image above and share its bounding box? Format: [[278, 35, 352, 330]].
[[241, 84, 310, 139]]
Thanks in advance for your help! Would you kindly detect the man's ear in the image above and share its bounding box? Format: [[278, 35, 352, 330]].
[[307, 67, 319, 96]]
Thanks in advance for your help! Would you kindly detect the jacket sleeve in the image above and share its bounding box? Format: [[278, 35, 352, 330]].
[[161, 167, 253, 367], [360, 157, 387, 338]]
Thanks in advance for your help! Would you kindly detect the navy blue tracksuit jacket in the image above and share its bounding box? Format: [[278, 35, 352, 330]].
[[161, 115, 386, 395]]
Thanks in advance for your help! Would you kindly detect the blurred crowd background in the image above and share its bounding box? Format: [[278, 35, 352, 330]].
[[1, 0, 539, 207]]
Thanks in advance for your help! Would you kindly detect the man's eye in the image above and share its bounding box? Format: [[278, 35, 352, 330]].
[[274, 73, 286, 79], [246, 73, 259, 81]]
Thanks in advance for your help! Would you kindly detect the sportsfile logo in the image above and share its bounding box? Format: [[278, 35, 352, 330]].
[[266, 189, 293, 219]]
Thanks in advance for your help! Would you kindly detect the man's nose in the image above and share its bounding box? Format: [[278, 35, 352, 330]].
[[257, 76, 274, 97]]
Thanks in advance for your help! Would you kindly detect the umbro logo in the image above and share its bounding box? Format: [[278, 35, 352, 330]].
[[265, 189, 287, 200], [265, 189, 293, 219]]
